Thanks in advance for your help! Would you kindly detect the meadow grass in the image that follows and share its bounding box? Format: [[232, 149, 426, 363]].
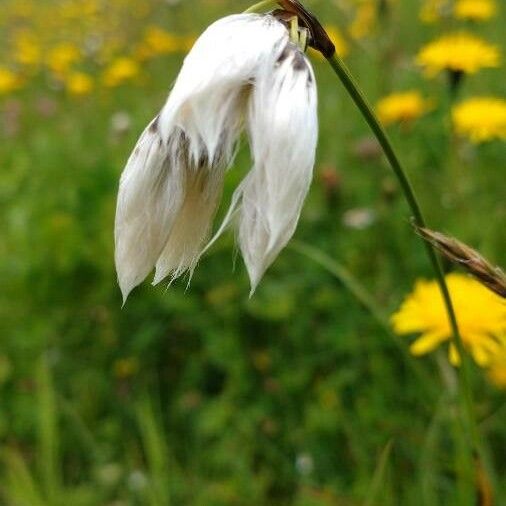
[[1, 0, 505, 504]]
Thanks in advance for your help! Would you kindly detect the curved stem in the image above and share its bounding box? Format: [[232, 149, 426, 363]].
[[326, 52, 480, 469], [244, 0, 278, 13]]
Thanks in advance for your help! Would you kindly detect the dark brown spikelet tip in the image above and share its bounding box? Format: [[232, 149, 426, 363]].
[[276, 0, 335, 58], [414, 224, 506, 299]]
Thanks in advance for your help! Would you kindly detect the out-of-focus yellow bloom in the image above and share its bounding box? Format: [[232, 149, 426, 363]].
[[420, 0, 451, 23], [47, 43, 80, 75], [13, 32, 41, 67], [416, 32, 500, 76], [454, 0, 496, 21], [144, 26, 181, 55], [136, 28, 196, 60], [452, 97, 506, 143], [310, 24, 348, 60], [377, 91, 433, 126], [392, 273, 506, 366], [349, 1, 377, 40], [0, 68, 21, 94], [102, 57, 140, 87], [65, 72, 94, 95], [488, 338, 506, 389]]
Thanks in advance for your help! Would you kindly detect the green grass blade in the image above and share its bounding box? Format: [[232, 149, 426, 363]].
[[364, 439, 394, 506], [36, 357, 61, 504], [136, 399, 171, 506], [2, 449, 46, 506]]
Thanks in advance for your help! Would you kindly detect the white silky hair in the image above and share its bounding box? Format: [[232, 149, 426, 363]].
[[115, 14, 289, 302], [239, 43, 318, 293]]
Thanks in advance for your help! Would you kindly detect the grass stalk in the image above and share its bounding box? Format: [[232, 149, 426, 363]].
[[37, 357, 61, 505], [325, 52, 481, 500]]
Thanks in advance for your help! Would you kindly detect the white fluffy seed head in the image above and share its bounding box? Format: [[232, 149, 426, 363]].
[[114, 117, 185, 303], [239, 42, 318, 293], [159, 14, 289, 164], [115, 14, 292, 301]]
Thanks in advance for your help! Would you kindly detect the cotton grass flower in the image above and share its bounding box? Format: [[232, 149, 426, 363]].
[[376, 91, 433, 127], [454, 0, 496, 21], [115, 13, 318, 301], [416, 32, 500, 76], [452, 97, 506, 143], [392, 273, 506, 366]]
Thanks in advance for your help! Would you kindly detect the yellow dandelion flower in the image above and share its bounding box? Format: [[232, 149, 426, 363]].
[[310, 24, 349, 61], [454, 0, 496, 21], [377, 91, 433, 126], [452, 97, 506, 143], [13, 32, 41, 67], [46, 43, 80, 75], [102, 57, 140, 87], [66, 72, 94, 96], [349, 1, 377, 40], [0, 68, 22, 94], [487, 338, 506, 389], [392, 273, 506, 366], [416, 32, 500, 76], [144, 26, 181, 55]]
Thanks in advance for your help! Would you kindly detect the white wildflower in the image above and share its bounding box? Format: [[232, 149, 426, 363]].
[[115, 12, 319, 301]]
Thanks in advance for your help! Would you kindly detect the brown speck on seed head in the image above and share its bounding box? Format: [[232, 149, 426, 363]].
[[149, 115, 159, 133], [292, 50, 307, 71], [277, 45, 291, 64]]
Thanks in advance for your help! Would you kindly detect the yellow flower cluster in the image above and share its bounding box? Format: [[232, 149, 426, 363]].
[[376, 91, 433, 126], [416, 32, 501, 76], [392, 274, 506, 387], [454, 0, 497, 21], [420, 0, 496, 23], [0, 0, 195, 98], [452, 97, 506, 143]]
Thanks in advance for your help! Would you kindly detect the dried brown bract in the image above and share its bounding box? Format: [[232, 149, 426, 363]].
[[414, 225, 506, 299], [276, 0, 335, 58]]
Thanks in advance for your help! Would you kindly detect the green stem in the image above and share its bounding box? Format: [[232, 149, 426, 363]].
[[244, 0, 278, 13], [326, 52, 480, 491]]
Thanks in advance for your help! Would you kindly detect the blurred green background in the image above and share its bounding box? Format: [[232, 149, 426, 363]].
[[1, 0, 505, 504]]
